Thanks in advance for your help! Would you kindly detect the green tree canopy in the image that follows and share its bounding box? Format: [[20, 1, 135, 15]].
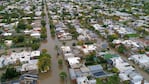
[[59, 71, 67, 80], [1, 67, 20, 82], [41, 20, 46, 27], [107, 34, 118, 42], [38, 53, 51, 72], [17, 20, 27, 30]]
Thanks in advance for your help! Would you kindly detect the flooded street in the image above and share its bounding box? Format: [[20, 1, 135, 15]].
[[0, 0, 149, 84], [38, 4, 73, 84]]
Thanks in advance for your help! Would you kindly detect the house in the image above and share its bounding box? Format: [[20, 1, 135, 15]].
[[64, 53, 75, 60], [69, 66, 91, 80], [76, 76, 96, 84], [2, 32, 12, 36], [111, 57, 135, 73], [112, 39, 141, 49], [35, 11, 42, 16], [20, 60, 38, 73], [129, 54, 149, 69], [20, 74, 39, 84], [146, 52, 149, 56], [69, 68, 77, 80], [88, 65, 106, 78], [111, 57, 135, 81], [4, 40, 13, 47], [61, 46, 72, 54], [0, 51, 40, 68], [93, 24, 104, 30], [10, 80, 20, 84], [76, 44, 96, 55], [67, 57, 81, 69], [129, 71, 149, 84], [30, 32, 41, 38], [77, 35, 86, 41], [24, 30, 32, 34]]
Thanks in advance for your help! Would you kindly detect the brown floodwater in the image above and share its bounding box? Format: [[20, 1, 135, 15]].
[[38, 5, 74, 84]]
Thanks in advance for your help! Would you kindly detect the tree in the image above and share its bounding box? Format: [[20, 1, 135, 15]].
[[31, 43, 40, 50], [111, 67, 119, 73], [26, 24, 33, 30], [51, 28, 56, 37], [1, 67, 20, 82], [41, 11, 45, 17], [58, 59, 63, 65], [62, 41, 66, 46], [145, 46, 149, 51], [59, 71, 67, 80], [72, 43, 76, 46], [55, 45, 59, 55], [42, 49, 47, 53], [38, 53, 51, 73], [77, 41, 84, 45], [41, 33, 47, 39], [17, 20, 26, 30], [107, 34, 118, 42], [13, 35, 25, 43], [118, 44, 126, 54], [41, 27, 47, 39], [41, 20, 46, 27]]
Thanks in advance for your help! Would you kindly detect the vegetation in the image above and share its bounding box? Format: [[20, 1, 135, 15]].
[[1, 67, 20, 82], [96, 75, 120, 84], [42, 49, 47, 53], [59, 71, 67, 80], [145, 46, 149, 51], [48, 14, 56, 38], [77, 41, 84, 46], [58, 59, 63, 65], [124, 34, 139, 38], [117, 44, 127, 54], [41, 20, 46, 27], [0, 6, 5, 11], [38, 52, 51, 72], [62, 41, 66, 46], [67, 23, 79, 40], [31, 43, 40, 50], [41, 27, 47, 40], [111, 67, 119, 73], [50, 24, 56, 37], [107, 34, 118, 42], [85, 52, 101, 65], [18, 20, 26, 28], [138, 49, 145, 54]]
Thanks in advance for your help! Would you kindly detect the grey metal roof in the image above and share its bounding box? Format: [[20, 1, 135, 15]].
[[88, 65, 103, 72]]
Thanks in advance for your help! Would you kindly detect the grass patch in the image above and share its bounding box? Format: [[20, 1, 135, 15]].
[[125, 33, 139, 38]]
